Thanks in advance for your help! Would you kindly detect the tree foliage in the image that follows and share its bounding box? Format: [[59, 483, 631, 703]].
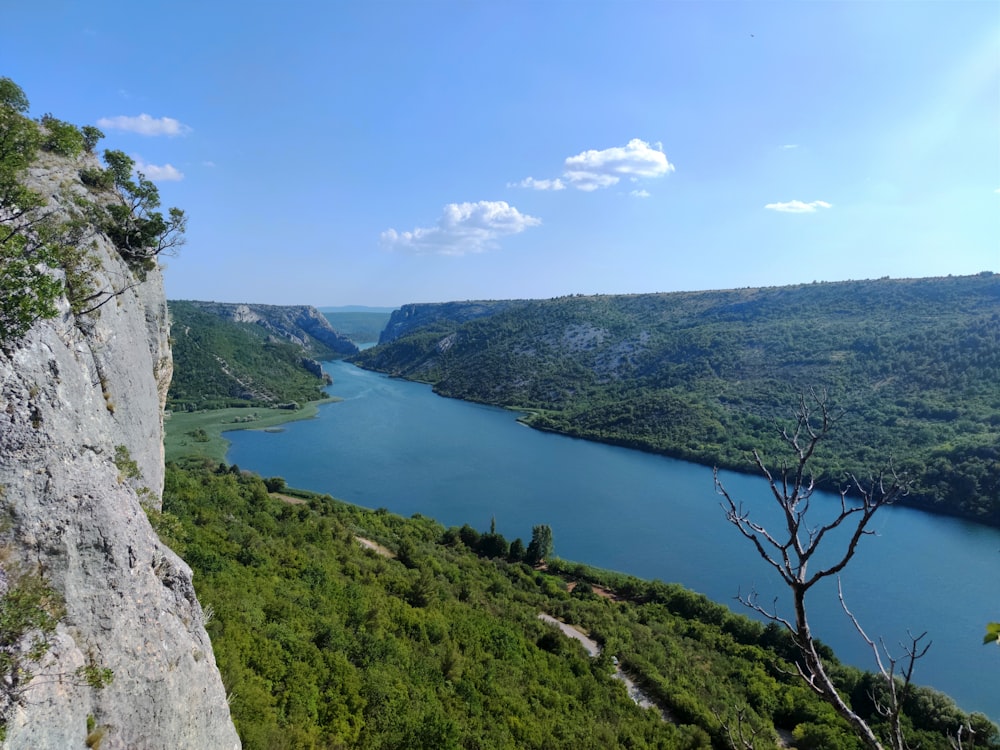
[[0, 79, 64, 344], [159, 462, 996, 749], [167, 300, 337, 410], [96, 149, 185, 274], [0, 77, 177, 346], [526, 523, 554, 565], [38, 114, 85, 157]]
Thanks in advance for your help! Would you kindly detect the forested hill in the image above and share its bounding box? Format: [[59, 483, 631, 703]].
[[353, 274, 1000, 525], [378, 299, 523, 344], [168, 300, 358, 410], [162, 463, 995, 748]]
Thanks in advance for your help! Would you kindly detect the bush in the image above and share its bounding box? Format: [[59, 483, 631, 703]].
[[39, 114, 84, 157]]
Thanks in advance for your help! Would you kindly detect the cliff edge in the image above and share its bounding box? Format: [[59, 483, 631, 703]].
[[0, 139, 240, 743]]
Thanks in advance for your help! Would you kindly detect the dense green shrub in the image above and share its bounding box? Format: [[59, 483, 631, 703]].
[[39, 114, 85, 157]]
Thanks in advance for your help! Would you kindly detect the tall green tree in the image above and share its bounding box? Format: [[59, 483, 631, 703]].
[[526, 523, 553, 565]]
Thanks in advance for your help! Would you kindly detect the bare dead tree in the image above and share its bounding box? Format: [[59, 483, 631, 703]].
[[715, 393, 924, 750], [712, 704, 763, 749], [839, 581, 930, 749]]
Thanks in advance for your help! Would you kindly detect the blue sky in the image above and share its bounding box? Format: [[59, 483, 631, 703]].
[[5, 1, 998, 306]]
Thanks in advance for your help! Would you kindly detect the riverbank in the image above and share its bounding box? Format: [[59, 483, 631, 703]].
[[224, 358, 1000, 719], [164, 397, 339, 464]]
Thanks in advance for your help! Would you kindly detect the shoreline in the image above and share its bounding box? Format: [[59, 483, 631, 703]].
[[164, 396, 340, 464]]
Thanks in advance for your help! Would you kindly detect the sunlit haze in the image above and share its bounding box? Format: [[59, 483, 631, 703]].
[[6, 1, 998, 306]]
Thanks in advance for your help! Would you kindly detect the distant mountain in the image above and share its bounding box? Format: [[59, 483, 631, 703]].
[[322, 311, 394, 345], [318, 305, 399, 313], [354, 274, 1000, 525], [169, 300, 358, 409]]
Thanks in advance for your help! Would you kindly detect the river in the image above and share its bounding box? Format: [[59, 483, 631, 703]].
[[227, 359, 1000, 720]]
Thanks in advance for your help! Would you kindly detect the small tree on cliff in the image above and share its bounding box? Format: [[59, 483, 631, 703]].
[[715, 393, 926, 750], [98, 149, 186, 275]]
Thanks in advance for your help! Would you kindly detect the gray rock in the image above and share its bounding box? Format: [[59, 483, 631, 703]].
[[181, 300, 358, 357], [0, 152, 240, 748], [378, 299, 522, 344]]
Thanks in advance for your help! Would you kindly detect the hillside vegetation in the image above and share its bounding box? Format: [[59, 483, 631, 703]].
[[168, 300, 356, 410], [353, 275, 1000, 525], [157, 462, 996, 749]]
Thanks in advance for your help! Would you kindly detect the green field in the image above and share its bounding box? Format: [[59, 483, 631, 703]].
[[164, 399, 337, 464]]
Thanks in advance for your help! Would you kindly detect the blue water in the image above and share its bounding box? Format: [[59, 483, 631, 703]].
[[228, 360, 1000, 720]]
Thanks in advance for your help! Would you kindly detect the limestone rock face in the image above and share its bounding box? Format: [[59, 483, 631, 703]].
[[182, 300, 358, 356], [378, 299, 521, 344], [0, 154, 240, 748]]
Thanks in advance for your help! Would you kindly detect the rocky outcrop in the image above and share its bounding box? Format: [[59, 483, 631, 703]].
[[378, 300, 521, 344], [0, 155, 239, 746], [183, 300, 358, 357]]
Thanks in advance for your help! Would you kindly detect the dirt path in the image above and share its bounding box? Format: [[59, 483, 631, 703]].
[[565, 581, 621, 601], [272, 492, 306, 505], [355, 536, 394, 558], [537, 613, 672, 722], [270, 493, 393, 558], [538, 613, 600, 656]]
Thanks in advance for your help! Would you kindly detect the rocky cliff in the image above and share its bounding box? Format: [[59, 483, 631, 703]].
[[181, 300, 358, 358], [0, 154, 240, 744], [378, 300, 521, 344]]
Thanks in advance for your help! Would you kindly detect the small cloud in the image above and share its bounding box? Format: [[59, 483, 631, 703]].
[[509, 176, 565, 191], [764, 199, 831, 213], [382, 201, 540, 256], [202, 160, 216, 168], [995, 188, 1000, 194], [630, 189, 651, 198], [97, 113, 192, 136], [564, 138, 675, 191], [135, 159, 184, 182], [514, 138, 674, 193], [781, 144, 799, 149]]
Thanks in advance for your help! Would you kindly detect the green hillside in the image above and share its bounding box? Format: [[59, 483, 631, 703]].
[[157, 462, 996, 749], [353, 275, 1000, 525], [168, 300, 342, 410]]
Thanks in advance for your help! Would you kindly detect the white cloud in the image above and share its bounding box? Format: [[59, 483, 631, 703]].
[[781, 144, 799, 149], [508, 177, 566, 191], [564, 138, 674, 190], [513, 138, 674, 193], [564, 171, 619, 191], [97, 113, 192, 136], [382, 201, 541, 256], [764, 199, 832, 213], [630, 189, 651, 198], [135, 159, 184, 182]]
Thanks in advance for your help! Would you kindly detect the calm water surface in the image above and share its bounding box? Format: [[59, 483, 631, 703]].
[[228, 360, 1000, 719]]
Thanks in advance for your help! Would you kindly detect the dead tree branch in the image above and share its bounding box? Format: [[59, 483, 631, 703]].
[[715, 393, 920, 750]]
